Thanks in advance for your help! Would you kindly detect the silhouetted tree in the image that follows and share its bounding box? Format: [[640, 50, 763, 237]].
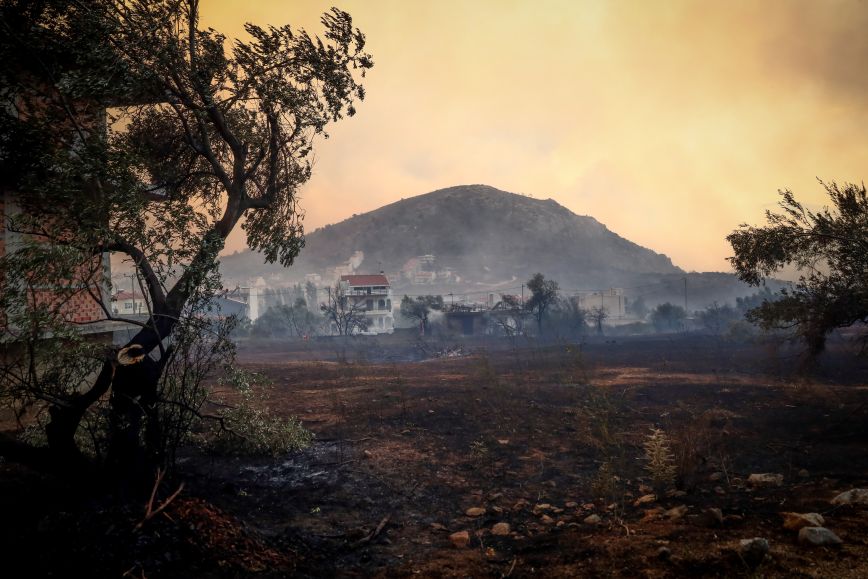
[[525, 273, 559, 335], [728, 182, 868, 358], [400, 295, 444, 334], [321, 282, 369, 336], [588, 306, 608, 335], [650, 303, 686, 332], [0, 0, 371, 481]]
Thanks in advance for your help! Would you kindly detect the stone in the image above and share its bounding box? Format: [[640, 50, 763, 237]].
[[532, 503, 552, 514], [565, 501, 578, 509], [709, 472, 723, 482], [781, 512, 825, 531], [831, 488, 868, 506], [739, 537, 769, 567], [633, 494, 656, 506], [748, 473, 783, 487], [798, 469, 810, 478], [465, 507, 486, 517], [512, 499, 530, 511], [699, 508, 724, 527], [583, 514, 602, 525], [491, 522, 511, 536], [430, 523, 447, 532], [664, 505, 688, 520], [798, 526, 842, 546], [657, 546, 671, 560], [449, 531, 470, 548], [714, 486, 726, 495], [541, 514, 555, 524], [642, 507, 665, 522]]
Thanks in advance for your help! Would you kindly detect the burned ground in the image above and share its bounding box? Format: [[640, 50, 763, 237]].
[[3, 334, 868, 577]]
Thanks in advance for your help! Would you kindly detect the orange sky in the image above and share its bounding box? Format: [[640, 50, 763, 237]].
[[205, 0, 868, 272]]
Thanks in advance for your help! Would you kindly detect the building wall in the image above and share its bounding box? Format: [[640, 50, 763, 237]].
[[1, 191, 106, 328]]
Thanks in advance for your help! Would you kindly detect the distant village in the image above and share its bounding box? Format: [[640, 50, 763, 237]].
[[108, 250, 638, 337]]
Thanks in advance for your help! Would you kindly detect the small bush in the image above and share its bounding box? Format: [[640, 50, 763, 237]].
[[643, 427, 677, 490], [209, 368, 314, 456]]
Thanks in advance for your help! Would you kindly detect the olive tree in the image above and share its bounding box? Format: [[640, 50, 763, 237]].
[[525, 273, 559, 335], [727, 182, 868, 358], [0, 0, 372, 479]]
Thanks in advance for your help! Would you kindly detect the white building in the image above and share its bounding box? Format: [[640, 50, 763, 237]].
[[111, 290, 149, 315], [340, 274, 394, 334], [574, 288, 626, 319]]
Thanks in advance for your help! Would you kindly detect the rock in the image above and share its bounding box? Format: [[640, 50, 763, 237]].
[[565, 501, 578, 509], [699, 507, 724, 527], [512, 499, 529, 511], [449, 530, 471, 548], [798, 526, 843, 546], [540, 514, 555, 524], [714, 486, 726, 495], [465, 507, 486, 517], [664, 505, 688, 520], [532, 503, 552, 514], [633, 494, 656, 506], [583, 514, 602, 525], [492, 506, 504, 514], [657, 546, 672, 560], [362, 449, 373, 459], [748, 473, 783, 487], [831, 488, 868, 506], [666, 489, 688, 498], [709, 472, 723, 482], [798, 469, 810, 478], [781, 512, 825, 531], [430, 522, 447, 532], [642, 507, 665, 522], [739, 537, 769, 567], [491, 522, 511, 536]]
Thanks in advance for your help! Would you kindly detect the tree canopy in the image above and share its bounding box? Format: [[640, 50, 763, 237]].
[[0, 0, 371, 481], [525, 273, 559, 335], [727, 182, 868, 357], [400, 295, 443, 334]]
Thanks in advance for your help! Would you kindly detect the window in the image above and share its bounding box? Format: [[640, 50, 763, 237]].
[[366, 299, 373, 310], [378, 299, 385, 310], [124, 302, 132, 310]]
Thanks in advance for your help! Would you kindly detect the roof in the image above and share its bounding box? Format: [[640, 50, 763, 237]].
[[341, 274, 389, 286]]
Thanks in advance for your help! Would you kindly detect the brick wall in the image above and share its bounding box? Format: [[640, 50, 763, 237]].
[[1, 194, 107, 329]]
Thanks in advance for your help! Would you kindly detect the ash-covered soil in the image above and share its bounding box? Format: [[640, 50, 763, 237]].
[[3, 334, 868, 577]]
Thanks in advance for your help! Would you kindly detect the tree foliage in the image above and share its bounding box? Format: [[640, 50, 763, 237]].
[[650, 302, 686, 333], [0, 0, 371, 479], [727, 182, 868, 356], [400, 294, 443, 334], [253, 298, 322, 338], [525, 273, 559, 335]]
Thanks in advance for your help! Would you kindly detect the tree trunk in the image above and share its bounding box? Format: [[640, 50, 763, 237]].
[[45, 360, 115, 468], [106, 356, 162, 494]]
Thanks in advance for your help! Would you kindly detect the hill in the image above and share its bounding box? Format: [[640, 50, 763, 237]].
[[219, 184, 683, 289]]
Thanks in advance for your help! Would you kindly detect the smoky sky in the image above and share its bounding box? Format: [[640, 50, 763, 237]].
[[206, 0, 868, 272]]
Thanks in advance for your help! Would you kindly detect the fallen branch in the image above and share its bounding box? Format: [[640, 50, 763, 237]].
[[351, 514, 390, 548], [135, 468, 185, 531]]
